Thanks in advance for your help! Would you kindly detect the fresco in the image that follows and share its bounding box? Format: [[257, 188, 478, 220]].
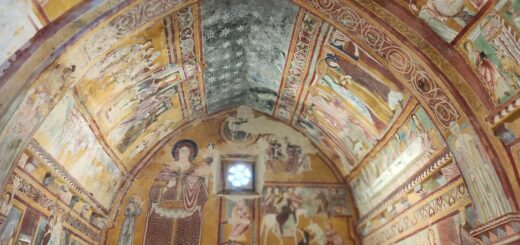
[[33, 94, 123, 209], [448, 122, 512, 223], [37, 0, 82, 21], [221, 106, 314, 175], [358, 162, 462, 236], [350, 107, 445, 216], [298, 28, 408, 167], [201, 0, 299, 113], [0, 204, 22, 244], [102, 115, 355, 244], [260, 185, 352, 244], [218, 198, 255, 244], [144, 139, 210, 244], [394, 206, 480, 245], [459, 0, 520, 104], [0, 173, 98, 244], [404, 0, 489, 42], [0, 0, 44, 68], [75, 20, 188, 169], [0, 0, 519, 244]]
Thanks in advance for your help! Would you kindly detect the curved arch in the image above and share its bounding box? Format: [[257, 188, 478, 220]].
[[0, 0, 517, 244]]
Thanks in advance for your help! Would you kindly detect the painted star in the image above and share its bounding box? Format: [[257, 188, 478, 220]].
[[222, 41, 232, 48], [221, 11, 232, 22], [236, 25, 246, 32], [205, 46, 215, 52], [236, 38, 245, 45], [236, 51, 243, 57], [207, 76, 216, 83], [252, 11, 260, 18], [220, 28, 232, 37], [251, 25, 260, 34], [235, 62, 243, 68], [204, 30, 215, 40], [237, 10, 248, 19], [269, 16, 277, 25], [207, 67, 216, 73], [223, 53, 231, 60], [223, 65, 231, 70], [219, 73, 231, 79]]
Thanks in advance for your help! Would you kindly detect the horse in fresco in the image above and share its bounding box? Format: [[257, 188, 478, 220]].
[[260, 209, 308, 245]]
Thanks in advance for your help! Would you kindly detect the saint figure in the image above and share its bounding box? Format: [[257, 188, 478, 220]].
[[118, 196, 142, 245], [144, 139, 209, 244], [228, 200, 251, 242], [449, 123, 511, 223]]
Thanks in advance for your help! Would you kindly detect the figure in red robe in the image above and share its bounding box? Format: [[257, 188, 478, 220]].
[[144, 139, 209, 245]]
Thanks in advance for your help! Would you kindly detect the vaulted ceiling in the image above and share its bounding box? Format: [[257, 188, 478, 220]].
[[0, 0, 519, 242]]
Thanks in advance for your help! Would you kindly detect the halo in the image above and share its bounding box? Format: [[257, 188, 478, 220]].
[[171, 139, 198, 161]]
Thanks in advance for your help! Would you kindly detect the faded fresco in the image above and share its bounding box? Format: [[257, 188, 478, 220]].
[[103, 115, 356, 245], [0, 0, 44, 68], [33, 94, 123, 209], [394, 206, 481, 245], [459, 0, 520, 104], [75, 20, 189, 170], [0, 0, 518, 244], [0, 171, 101, 244], [218, 198, 255, 244], [222, 106, 315, 175], [201, 0, 299, 113], [259, 186, 352, 245], [405, 0, 489, 42], [350, 106, 445, 216], [448, 122, 512, 223], [357, 162, 464, 237], [298, 28, 408, 169]]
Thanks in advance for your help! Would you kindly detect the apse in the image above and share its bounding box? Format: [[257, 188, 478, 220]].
[[0, 0, 519, 245]]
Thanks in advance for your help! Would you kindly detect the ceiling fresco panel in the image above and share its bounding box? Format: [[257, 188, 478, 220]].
[[349, 105, 446, 216], [402, 0, 490, 42], [458, 0, 520, 105], [33, 94, 123, 209], [75, 18, 195, 170], [274, 10, 324, 121], [296, 27, 411, 170], [0, 0, 45, 67], [201, 0, 299, 113]]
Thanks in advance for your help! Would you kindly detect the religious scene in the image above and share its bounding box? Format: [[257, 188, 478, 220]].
[[405, 0, 490, 42], [459, 0, 520, 104], [0, 0, 519, 245]]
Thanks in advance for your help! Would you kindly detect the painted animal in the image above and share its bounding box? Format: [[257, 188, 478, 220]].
[[260, 209, 308, 245]]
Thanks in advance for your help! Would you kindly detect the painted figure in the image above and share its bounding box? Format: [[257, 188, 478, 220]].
[[228, 199, 251, 242], [463, 41, 509, 98], [144, 139, 209, 244], [449, 123, 511, 222], [274, 191, 297, 235], [48, 212, 65, 245], [0, 177, 20, 226], [118, 196, 142, 245]]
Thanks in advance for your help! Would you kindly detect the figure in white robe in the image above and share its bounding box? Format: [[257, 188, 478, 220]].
[[118, 196, 142, 245], [449, 123, 511, 223]]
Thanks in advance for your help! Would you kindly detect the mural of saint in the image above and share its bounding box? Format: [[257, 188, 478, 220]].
[[462, 7, 520, 104], [228, 199, 251, 242], [118, 196, 142, 245], [449, 123, 511, 223], [144, 139, 210, 244]]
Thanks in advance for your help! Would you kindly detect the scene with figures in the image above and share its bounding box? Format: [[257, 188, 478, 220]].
[[0, 0, 518, 244]]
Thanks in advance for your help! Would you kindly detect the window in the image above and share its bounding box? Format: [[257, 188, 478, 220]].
[[227, 164, 252, 188], [222, 161, 255, 194]]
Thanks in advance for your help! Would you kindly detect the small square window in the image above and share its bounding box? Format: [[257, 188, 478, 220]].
[[221, 161, 255, 194]]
